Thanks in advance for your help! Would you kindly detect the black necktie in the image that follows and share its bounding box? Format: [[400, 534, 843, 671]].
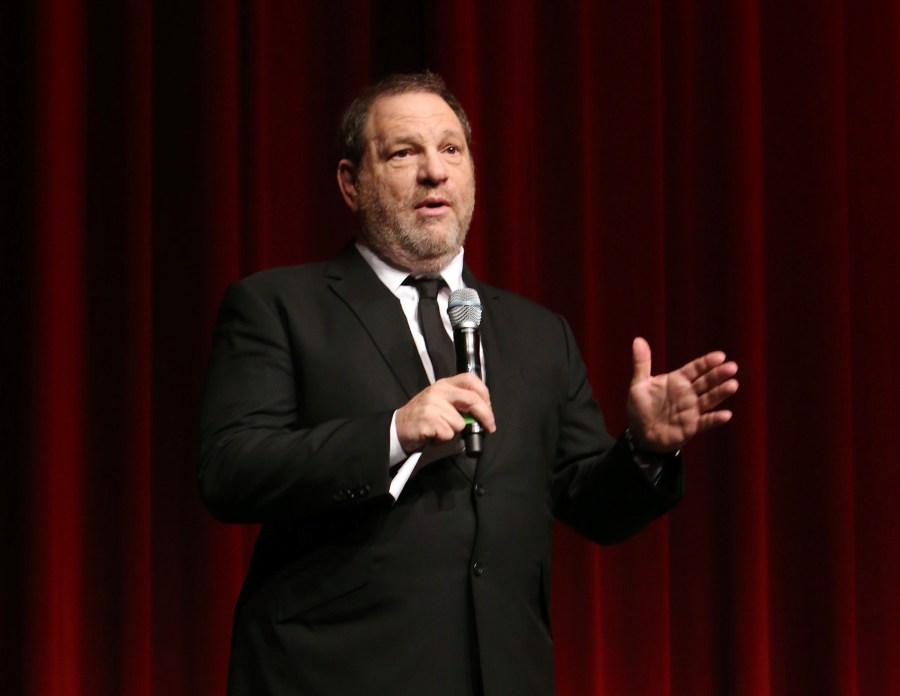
[[405, 276, 455, 380]]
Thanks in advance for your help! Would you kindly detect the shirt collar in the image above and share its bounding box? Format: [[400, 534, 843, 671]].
[[355, 241, 466, 294]]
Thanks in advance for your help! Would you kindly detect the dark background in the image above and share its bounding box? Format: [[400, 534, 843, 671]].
[[3, 1, 898, 694]]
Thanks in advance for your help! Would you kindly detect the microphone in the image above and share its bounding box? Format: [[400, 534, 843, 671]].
[[448, 288, 485, 458]]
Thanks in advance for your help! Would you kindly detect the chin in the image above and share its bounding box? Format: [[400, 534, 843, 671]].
[[403, 244, 462, 274], [361, 216, 467, 272]]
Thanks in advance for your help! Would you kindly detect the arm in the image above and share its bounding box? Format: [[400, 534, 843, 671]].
[[552, 324, 739, 544], [551, 318, 683, 544]]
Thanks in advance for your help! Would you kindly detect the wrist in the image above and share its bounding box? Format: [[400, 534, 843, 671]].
[[623, 426, 680, 460]]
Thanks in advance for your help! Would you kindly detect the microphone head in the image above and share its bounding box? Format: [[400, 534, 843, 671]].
[[448, 288, 483, 328]]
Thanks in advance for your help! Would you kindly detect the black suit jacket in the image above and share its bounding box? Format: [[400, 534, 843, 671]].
[[199, 244, 682, 695]]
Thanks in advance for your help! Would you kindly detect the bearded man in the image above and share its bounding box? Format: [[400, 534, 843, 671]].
[[199, 72, 738, 696]]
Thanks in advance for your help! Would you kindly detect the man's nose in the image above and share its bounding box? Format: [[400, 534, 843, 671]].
[[418, 148, 448, 185]]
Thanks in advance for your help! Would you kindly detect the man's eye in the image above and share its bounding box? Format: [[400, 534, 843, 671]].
[[391, 149, 411, 159], [445, 146, 460, 155]]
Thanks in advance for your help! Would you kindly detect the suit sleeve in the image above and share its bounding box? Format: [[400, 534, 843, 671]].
[[198, 280, 393, 524], [550, 316, 683, 544]]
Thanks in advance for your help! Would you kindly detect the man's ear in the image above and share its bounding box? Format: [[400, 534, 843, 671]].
[[337, 159, 360, 212]]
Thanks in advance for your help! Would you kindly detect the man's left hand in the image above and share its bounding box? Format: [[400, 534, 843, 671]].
[[626, 337, 739, 452]]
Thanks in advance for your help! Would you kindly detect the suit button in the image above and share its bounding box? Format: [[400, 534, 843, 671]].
[[347, 489, 357, 500], [474, 483, 485, 497], [472, 562, 484, 577], [358, 486, 368, 497]]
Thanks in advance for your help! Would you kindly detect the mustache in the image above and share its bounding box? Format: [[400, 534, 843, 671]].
[[410, 189, 452, 204]]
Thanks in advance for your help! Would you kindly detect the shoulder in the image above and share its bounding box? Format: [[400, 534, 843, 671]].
[[210, 263, 337, 329], [475, 280, 569, 332], [234, 261, 330, 297], [469, 280, 583, 372], [229, 244, 375, 302], [209, 263, 334, 332]]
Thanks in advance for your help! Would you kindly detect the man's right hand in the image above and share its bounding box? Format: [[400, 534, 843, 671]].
[[395, 373, 496, 454]]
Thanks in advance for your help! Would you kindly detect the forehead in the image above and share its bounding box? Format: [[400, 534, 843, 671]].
[[364, 92, 465, 143]]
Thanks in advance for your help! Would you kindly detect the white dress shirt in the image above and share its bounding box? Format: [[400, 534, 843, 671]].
[[355, 242, 471, 499]]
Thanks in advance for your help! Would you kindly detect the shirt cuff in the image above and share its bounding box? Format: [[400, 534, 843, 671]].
[[388, 410, 417, 500], [624, 427, 680, 488], [388, 410, 409, 467], [389, 454, 421, 500]]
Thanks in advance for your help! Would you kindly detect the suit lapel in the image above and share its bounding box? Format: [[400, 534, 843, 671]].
[[326, 244, 430, 399], [326, 250, 510, 483]]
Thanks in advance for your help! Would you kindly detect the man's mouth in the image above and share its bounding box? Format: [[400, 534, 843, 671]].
[[416, 197, 451, 213]]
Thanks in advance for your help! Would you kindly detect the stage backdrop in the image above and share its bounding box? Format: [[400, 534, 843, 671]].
[[3, 1, 898, 694]]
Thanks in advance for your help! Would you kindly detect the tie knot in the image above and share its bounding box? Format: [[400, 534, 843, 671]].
[[405, 276, 445, 300]]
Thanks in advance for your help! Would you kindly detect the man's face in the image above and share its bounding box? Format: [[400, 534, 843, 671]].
[[338, 91, 476, 274]]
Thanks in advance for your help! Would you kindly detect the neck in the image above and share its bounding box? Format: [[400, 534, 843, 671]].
[[359, 240, 460, 276]]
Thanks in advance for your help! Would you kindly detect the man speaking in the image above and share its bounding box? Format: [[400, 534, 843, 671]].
[[199, 72, 739, 695]]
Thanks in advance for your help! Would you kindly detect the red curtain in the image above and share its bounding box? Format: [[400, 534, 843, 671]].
[[4, 1, 898, 694]]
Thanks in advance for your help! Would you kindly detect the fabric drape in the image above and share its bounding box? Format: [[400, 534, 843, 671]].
[[3, 1, 898, 694]]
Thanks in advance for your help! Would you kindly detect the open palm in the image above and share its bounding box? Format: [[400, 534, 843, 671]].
[[626, 337, 739, 452]]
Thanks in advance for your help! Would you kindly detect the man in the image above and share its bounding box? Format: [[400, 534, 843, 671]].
[[199, 72, 738, 695]]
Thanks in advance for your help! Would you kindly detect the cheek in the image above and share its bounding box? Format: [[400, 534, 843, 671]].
[[382, 177, 416, 205], [454, 164, 475, 191]]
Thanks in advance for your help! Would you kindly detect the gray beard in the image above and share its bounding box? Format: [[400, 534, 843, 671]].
[[357, 184, 475, 274]]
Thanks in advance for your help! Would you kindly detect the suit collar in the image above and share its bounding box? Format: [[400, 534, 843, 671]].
[[355, 241, 467, 293], [325, 244, 430, 399]]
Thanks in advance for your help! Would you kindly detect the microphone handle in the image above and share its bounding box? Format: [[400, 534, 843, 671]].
[[453, 325, 484, 458]]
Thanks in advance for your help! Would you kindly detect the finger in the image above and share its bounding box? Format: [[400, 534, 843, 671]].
[[678, 350, 728, 383], [413, 380, 495, 434], [695, 409, 734, 433], [691, 361, 739, 395], [631, 337, 652, 385], [397, 391, 468, 447], [434, 409, 467, 440], [696, 378, 740, 413], [438, 372, 491, 403], [465, 400, 497, 433], [442, 386, 496, 432], [425, 404, 468, 443]]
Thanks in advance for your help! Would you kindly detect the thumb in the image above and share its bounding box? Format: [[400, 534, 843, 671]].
[[631, 337, 652, 385]]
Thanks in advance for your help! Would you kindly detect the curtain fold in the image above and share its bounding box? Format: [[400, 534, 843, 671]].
[[5, 1, 898, 694]]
